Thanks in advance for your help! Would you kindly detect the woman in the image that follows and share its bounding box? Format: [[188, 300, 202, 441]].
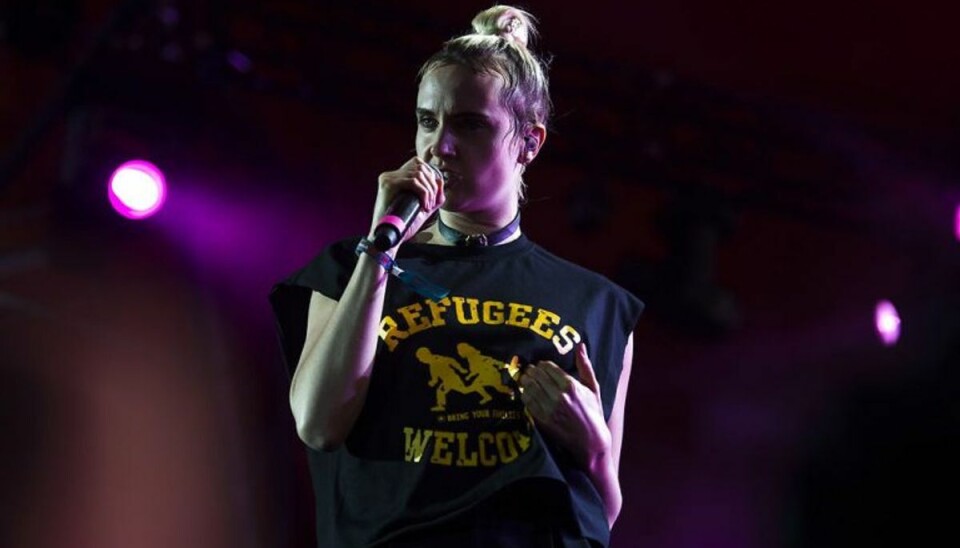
[[271, 6, 643, 547]]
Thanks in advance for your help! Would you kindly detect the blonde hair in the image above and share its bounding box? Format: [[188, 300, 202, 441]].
[[418, 5, 552, 138]]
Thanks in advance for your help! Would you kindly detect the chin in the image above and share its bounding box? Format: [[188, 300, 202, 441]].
[[439, 190, 468, 212], [440, 201, 463, 213]]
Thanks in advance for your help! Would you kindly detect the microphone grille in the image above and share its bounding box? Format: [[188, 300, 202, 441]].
[[424, 164, 447, 182]]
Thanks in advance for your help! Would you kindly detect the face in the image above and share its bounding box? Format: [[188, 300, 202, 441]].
[[416, 64, 526, 216]]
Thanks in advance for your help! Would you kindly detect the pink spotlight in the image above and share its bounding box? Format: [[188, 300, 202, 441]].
[[874, 299, 901, 346], [107, 160, 167, 220]]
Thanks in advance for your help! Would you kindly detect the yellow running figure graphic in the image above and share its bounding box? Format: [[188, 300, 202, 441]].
[[415, 345, 519, 410], [457, 343, 515, 404], [415, 347, 472, 411]]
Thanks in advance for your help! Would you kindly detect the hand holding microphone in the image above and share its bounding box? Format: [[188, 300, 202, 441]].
[[371, 159, 446, 252]]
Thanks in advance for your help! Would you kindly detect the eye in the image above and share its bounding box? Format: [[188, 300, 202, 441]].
[[418, 116, 438, 130]]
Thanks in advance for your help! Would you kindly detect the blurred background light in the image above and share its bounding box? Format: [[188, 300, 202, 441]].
[[107, 159, 167, 220], [954, 202, 960, 242], [226, 50, 252, 73], [875, 299, 902, 346]]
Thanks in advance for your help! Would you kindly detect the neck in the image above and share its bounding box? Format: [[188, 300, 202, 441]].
[[440, 204, 518, 234], [430, 205, 521, 246]]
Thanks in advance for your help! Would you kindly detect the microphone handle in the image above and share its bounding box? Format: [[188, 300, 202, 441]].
[[372, 192, 420, 251], [371, 163, 445, 252]]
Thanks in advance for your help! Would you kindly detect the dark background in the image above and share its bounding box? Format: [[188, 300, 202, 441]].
[[2, 1, 958, 547]]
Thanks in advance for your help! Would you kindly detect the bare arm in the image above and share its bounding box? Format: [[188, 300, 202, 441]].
[[288, 158, 443, 450], [592, 333, 633, 525], [289, 259, 389, 450]]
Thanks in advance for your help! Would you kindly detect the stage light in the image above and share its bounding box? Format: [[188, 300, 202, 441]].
[[107, 160, 167, 220], [874, 300, 901, 346]]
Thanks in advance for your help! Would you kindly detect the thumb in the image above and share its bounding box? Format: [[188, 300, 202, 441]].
[[574, 342, 601, 396]]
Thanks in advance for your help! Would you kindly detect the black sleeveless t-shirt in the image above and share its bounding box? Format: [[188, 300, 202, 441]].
[[270, 235, 643, 547]]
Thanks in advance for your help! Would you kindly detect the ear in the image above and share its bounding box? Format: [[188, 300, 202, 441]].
[[518, 124, 547, 165]]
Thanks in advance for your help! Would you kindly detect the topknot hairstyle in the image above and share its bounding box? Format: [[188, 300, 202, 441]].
[[418, 5, 552, 139]]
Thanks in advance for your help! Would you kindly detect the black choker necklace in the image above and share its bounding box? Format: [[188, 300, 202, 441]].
[[438, 213, 521, 247]]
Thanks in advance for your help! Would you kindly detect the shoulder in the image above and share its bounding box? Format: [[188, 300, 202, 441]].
[[527, 242, 644, 314], [279, 235, 363, 297], [526, 242, 605, 282]]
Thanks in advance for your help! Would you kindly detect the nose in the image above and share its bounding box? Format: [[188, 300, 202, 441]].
[[427, 125, 455, 159]]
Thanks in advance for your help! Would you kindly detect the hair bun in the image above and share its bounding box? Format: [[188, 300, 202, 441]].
[[471, 5, 538, 48]]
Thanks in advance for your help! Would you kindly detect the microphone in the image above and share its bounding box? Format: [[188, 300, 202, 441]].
[[371, 164, 445, 252]]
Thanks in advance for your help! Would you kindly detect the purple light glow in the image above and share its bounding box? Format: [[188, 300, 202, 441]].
[[954, 202, 960, 242], [874, 299, 901, 346], [107, 160, 167, 220]]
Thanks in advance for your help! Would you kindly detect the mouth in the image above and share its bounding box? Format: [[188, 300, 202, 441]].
[[437, 168, 461, 187]]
